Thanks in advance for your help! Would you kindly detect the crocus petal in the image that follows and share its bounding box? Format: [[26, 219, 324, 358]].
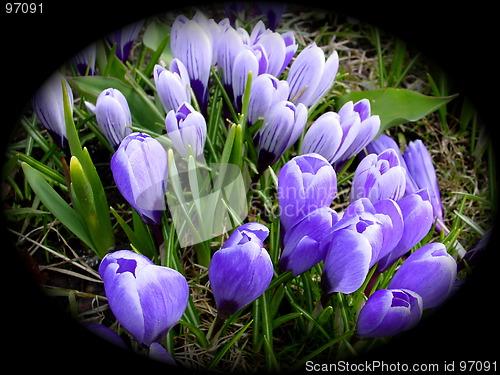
[[149, 343, 177, 366], [300, 111, 343, 163]]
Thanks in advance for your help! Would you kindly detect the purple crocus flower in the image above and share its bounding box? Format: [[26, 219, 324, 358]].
[[279, 207, 339, 276], [32, 72, 73, 149], [257, 2, 286, 31], [111, 132, 168, 226], [403, 139, 444, 230], [153, 59, 191, 114], [98, 250, 189, 347], [171, 15, 213, 112], [165, 102, 207, 160], [357, 288, 423, 339], [247, 73, 289, 124], [231, 47, 261, 110], [287, 43, 339, 107], [388, 242, 457, 309], [299, 112, 342, 163], [72, 43, 96, 76], [278, 153, 337, 234], [351, 148, 407, 203], [333, 99, 380, 165], [377, 189, 434, 271], [208, 222, 273, 317], [94, 88, 132, 150], [149, 343, 177, 366], [106, 20, 144, 62], [257, 100, 307, 171]]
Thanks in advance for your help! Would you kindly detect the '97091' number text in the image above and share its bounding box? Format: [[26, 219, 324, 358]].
[[6, 3, 42, 13]]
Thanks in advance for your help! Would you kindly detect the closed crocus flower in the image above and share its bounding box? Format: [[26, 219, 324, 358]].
[[278, 153, 337, 234], [248, 73, 289, 125], [257, 100, 307, 171], [357, 288, 423, 339], [99, 250, 188, 347], [208, 222, 273, 318], [388, 242, 457, 309], [300, 112, 343, 163], [94, 88, 132, 150], [334, 99, 380, 165], [32, 72, 73, 149], [351, 148, 407, 203], [287, 43, 339, 107], [231, 47, 261, 110], [171, 15, 213, 112], [279, 207, 339, 276], [165, 102, 207, 159], [403, 139, 444, 230], [377, 189, 434, 271], [154, 59, 191, 114], [111, 133, 168, 226], [106, 20, 144, 62], [72, 43, 96, 76]]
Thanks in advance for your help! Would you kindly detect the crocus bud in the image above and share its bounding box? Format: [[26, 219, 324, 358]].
[[357, 288, 423, 339], [388, 242, 457, 309], [232, 47, 260, 110], [377, 189, 434, 271], [334, 99, 380, 165], [94, 88, 132, 150], [171, 15, 213, 111], [106, 20, 144, 62], [154, 59, 191, 114], [72, 43, 96, 76], [278, 153, 337, 234], [248, 73, 289, 124], [299, 112, 343, 163], [32, 72, 73, 149], [257, 100, 307, 171], [287, 43, 339, 107], [279, 207, 339, 276], [403, 139, 444, 229], [111, 133, 168, 226], [351, 149, 406, 203], [208, 223, 273, 317], [98, 250, 189, 347], [165, 102, 207, 159]]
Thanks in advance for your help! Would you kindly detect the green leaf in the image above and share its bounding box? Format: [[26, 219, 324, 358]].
[[336, 88, 458, 134], [143, 20, 172, 63], [21, 162, 95, 251]]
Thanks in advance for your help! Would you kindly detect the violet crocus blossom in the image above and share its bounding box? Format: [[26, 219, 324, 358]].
[[279, 207, 339, 276], [94, 88, 132, 150], [32, 72, 73, 149], [257, 100, 307, 171], [257, 2, 286, 30], [98, 250, 189, 347], [388, 242, 457, 309], [247, 73, 289, 124], [72, 43, 96, 75], [208, 222, 273, 317], [377, 189, 434, 271], [357, 288, 423, 339], [333, 99, 380, 165], [165, 102, 207, 159], [278, 153, 337, 234], [403, 139, 444, 230], [154, 60, 191, 114], [111, 133, 168, 226], [171, 15, 213, 112], [287, 43, 339, 107], [351, 148, 407, 203], [299, 112, 343, 163], [106, 20, 144, 62]]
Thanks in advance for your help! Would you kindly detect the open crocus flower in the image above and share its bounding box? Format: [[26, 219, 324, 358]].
[[248, 73, 289, 125], [377, 189, 434, 271], [351, 148, 406, 203], [279, 206, 339, 276], [111, 132, 168, 226], [165, 102, 207, 159], [170, 15, 213, 111], [208, 222, 273, 318], [357, 288, 423, 339], [388, 242, 457, 309], [257, 100, 307, 171], [278, 153, 337, 234], [287, 43, 339, 107], [94, 88, 132, 150], [98, 250, 189, 347], [32, 72, 73, 149], [154, 59, 191, 114]]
